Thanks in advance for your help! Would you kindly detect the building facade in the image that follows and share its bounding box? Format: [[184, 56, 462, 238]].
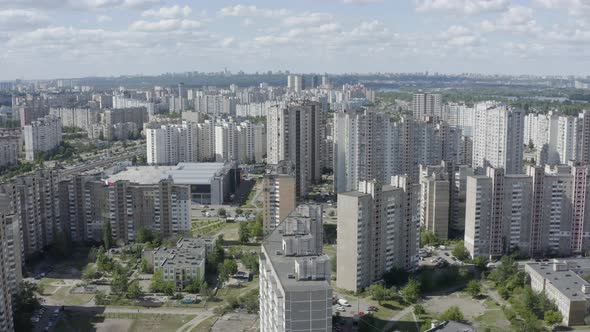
[[259, 205, 332, 332], [23, 114, 63, 161], [337, 178, 420, 292]]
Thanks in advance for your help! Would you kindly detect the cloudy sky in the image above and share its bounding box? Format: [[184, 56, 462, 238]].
[[0, 0, 587, 79]]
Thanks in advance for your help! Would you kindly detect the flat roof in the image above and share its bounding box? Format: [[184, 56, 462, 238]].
[[526, 262, 590, 301], [262, 207, 331, 292], [104, 162, 229, 185]]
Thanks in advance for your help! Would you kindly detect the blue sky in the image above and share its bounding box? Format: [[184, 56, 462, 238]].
[[0, 0, 588, 79]]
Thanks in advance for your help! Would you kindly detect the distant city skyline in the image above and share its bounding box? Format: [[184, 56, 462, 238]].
[[0, 0, 588, 80]]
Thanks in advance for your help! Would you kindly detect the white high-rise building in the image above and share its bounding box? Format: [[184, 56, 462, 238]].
[[337, 178, 420, 292], [472, 102, 525, 174], [334, 109, 466, 193], [23, 114, 62, 161], [524, 112, 578, 166], [214, 122, 238, 162], [0, 132, 19, 167], [267, 101, 323, 197], [447, 103, 474, 137], [412, 93, 442, 119], [259, 205, 332, 332], [287, 74, 303, 94], [465, 163, 590, 259], [146, 122, 199, 165]]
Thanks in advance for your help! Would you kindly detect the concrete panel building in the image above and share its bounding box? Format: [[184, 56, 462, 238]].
[[263, 161, 296, 233], [420, 164, 450, 240], [472, 102, 524, 174], [23, 114, 63, 161], [337, 177, 420, 292], [267, 101, 323, 197], [259, 205, 332, 332]]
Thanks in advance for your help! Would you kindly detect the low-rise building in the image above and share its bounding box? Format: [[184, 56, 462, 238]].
[[525, 261, 590, 326], [145, 236, 215, 291]]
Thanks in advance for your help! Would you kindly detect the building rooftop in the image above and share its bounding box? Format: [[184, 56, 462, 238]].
[[526, 262, 590, 301], [261, 205, 331, 292], [104, 162, 230, 185], [426, 320, 474, 332]]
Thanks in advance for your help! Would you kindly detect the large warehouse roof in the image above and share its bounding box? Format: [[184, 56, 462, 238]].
[[104, 162, 230, 185]]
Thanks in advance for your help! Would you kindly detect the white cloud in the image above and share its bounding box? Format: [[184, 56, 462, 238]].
[[254, 35, 291, 45], [221, 37, 235, 47], [0, 0, 162, 10], [342, 0, 383, 4], [130, 19, 201, 32], [480, 6, 540, 33], [440, 25, 482, 46], [282, 12, 332, 27], [0, 9, 48, 30], [415, 0, 509, 14], [142, 5, 191, 19], [218, 5, 289, 18], [534, 0, 590, 16], [97, 15, 112, 22]]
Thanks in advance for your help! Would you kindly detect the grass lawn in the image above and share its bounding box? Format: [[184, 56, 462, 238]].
[[54, 312, 102, 332], [190, 316, 218, 331], [215, 222, 241, 241], [128, 314, 194, 332], [51, 286, 94, 306], [217, 277, 259, 300], [473, 297, 511, 331]]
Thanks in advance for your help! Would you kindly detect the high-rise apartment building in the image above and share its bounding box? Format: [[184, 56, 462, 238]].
[[0, 130, 19, 167], [412, 93, 442, 119], [262, 161, 296, 233], [334, 109, 466, 193], [524, 112, 578, 166], [267, 101, 323, 197], [337, 178, 419, 292], [472, 102, 524, 174], [465, 163, 590, 259], [23, 114, 63, 161], [0, 194, 18, 332], [419, 165, 450, 240], [259, 205, 332, 332], [60, 175, 191, 244], [287, 74, 304, 94], [447, 103, 474, 137], [464, 168, 533, 259], [0, 170, 61, 257], [147, 120, 265, 165]]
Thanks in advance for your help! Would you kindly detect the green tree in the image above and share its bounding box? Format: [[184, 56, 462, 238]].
[[368, 284, 389, 305], [401, 279, 421, 304], [414, 304, 426, 316], [82, 264, 98, 281], [235, 208, 244, 215], [135, 227, 153, 244], [103, 221, 113, 249], [150, 270, 166, 293], [184, 276, 203, 294], [140, 259, 153, 273], [466, 280, 481, 298], [248, 219, 263, 238], [95, 291, 108, 305], [218, 208, 226, 217], [88, 246, 98, 262], [544, 310, 563, 326], [127, 281, 143, 299], [420, 230, 439, 246], [13, 282, 42, 332], [111, 269, 129, 294], [439, 306, 464, 321], [219, 258, 238, 284], [452, 242, 470, 261], [383, 267, 409, 287], [239, 222, 250, 244], [472, 256, 489, 273]]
